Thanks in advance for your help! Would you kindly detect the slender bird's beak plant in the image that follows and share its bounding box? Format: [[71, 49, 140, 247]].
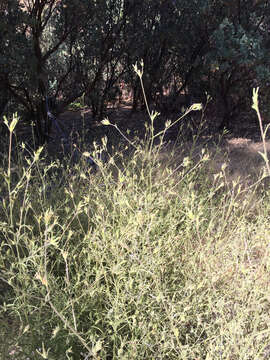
[[1, 70, 270, 360], [102, 60, 203, 157], [252, 87, 270, 177]]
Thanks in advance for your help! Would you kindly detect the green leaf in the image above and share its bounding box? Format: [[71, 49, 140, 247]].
[[92, 339, 102, 355], [101, 118, 110, 125], [258, 151, 268, 164], [190, 103, 203, 111], [34, 146, 43, 162], [173, 327, 179, 338], [252, 87, 259, 111], [9, 114, 19, 132]]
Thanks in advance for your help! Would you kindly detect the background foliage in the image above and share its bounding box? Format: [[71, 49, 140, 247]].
[[1, 0, 270, 144]]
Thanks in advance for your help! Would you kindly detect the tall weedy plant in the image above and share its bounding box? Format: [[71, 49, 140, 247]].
[[3, 113, 19, 228], [252, 87, 270, 177], [102, 60, 204, 169]]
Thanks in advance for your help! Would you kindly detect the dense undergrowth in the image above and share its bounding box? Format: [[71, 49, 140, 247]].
[[0, 86, 270, 360]]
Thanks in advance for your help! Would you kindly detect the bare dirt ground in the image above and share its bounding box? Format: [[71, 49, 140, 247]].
[[5, 102, 269, 192], [42, 104, 270, 189]]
